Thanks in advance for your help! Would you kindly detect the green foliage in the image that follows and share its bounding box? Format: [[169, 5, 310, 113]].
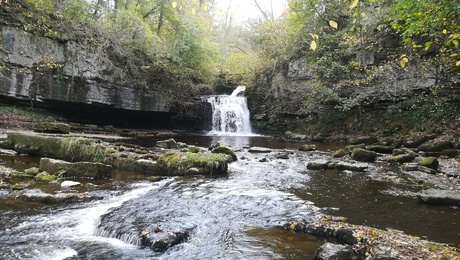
[[388, 0, 460, 79]]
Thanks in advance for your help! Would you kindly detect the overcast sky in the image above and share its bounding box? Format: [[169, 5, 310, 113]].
[[214, 0, 287, 22]]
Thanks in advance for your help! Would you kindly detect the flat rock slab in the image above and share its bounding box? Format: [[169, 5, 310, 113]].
[[248, 147, 272, 153], [40, 158, 112, 179], [307, 160, 369, 172], [21, 189, 103, 204], [417, 189, 460, 206]]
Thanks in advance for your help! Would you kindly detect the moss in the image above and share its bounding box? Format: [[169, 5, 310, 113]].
[[298, 144, 316, 152], [153, 151, 232, 176], [24, 167, 40, 176], [285, 131, 294, 139], [351, 148, 377, 162], [11, 183, 25, 190], [211, 146, 237, 161], [417, 157, 439, 170], [188, 146, 202, 153], [389, 153, 417, 163], [34, 172, 57, 182], [333, 149, 349, 158]]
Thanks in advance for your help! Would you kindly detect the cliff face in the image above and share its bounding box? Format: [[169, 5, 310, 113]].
[[0, 25, 209, 128], [248, 49, 459, 138]]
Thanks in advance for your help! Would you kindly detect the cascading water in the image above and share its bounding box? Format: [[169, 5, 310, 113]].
[[206, 86, 252, 135]]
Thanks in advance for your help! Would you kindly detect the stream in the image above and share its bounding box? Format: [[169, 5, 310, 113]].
[[0, 135, 459, 259]]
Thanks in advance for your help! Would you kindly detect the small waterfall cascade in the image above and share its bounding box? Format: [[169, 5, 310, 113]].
[[206, 86, 252, 135]]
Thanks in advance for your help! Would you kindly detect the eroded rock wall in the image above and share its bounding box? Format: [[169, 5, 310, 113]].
[[0, 25, 173, 112]]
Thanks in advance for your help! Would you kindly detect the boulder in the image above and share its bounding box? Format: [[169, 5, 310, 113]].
[[34, 172, 57, 182], [156, 138, 178, 149], [332, 149, 349, 158], [365, 145, 395, 154], [298, 144, 316, 152], [61, 180, 82, 188], [34, 122, 71, 134], [417, 157, 439, 170], [275, 152, 290, 159], [307, 160, 330, 170], [39, 158, 112, 179], [402, 163, 437, 174], [418, 140, 454, 152], [351, 148, 377, 162], [417, 189, 460, 206], [211, 146, 237, 161], [388, 153, 417, 163], [313, 242, 360, 260], [140, 228, 188, 252], [333, 162, 368, 172], [150, 151, 232, 176]]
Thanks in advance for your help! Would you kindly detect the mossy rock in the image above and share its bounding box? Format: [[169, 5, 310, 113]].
[[389, 153, 417, 163], [34, 172, 57, 183], [333, 149, 349, 158], [211, 146, 237, 161], [365, 145, 394, 154], [285, 131, 294, 139], [188, 146, 202, 153], [298, 144, 316, 152], [275, 152, 290, 159], [348, 136, 378, 145], [391, 149, 406, 156], [351, 148, 377, 162], [151, 151, 232, 176], [39, 158, 112, 179], [11, 183, 25, 190], [156, 138, 178, 149], [418, 141, 454, 152], [24, 167, 40, 176], [417, 157, 439, 170], [34, 122, 71, 134]]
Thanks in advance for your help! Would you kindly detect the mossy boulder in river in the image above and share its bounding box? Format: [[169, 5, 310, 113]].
[[151, 151, 232, 176], [211, 146, 237, 161], [417, 157, 439, 170], [298, 144, 316, 152], [350, 148, 377, 162]]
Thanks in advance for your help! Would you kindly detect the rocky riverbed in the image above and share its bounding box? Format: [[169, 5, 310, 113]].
[[0, 110, 459, 259]]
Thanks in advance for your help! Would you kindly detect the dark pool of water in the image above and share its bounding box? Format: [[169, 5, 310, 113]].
[[294, 170, 460, 246]]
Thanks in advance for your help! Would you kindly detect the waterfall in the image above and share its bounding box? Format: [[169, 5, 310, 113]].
[[206, 86, 252, 135]]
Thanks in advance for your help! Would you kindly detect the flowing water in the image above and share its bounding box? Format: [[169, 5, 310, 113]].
[[0, 136, 459, 260], [205, 86, 252, 135], [0, 89, 459, 259]]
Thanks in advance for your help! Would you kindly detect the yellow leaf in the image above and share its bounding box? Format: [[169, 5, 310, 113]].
[[453, 40, 458, 46], [361, 12, 366, 17], [400, 60, 406, 68], [191, 8, 196, 14], [402, 57, 409, 63], [310, 40, 317, 51], [442, 29, 447, 34], [309, 33, 319, 40], [172, 1, 177, 8], [456, 60, 460, 66], [329, 20, 338, 29], [350, 0, 359, 10]]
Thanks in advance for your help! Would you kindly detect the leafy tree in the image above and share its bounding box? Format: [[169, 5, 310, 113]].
[[388, 0, 460, 82]]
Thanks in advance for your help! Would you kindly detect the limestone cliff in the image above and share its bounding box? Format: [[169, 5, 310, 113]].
[[0, 23, 209, 128]]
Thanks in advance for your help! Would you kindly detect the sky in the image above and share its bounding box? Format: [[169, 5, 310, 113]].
[[215, 0, 287, 22]]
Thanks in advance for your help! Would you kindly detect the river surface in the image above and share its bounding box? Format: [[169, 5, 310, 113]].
[[0, 135, 458, 259]]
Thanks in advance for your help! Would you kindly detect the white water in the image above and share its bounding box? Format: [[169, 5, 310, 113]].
[[206, 86, 253, 135]]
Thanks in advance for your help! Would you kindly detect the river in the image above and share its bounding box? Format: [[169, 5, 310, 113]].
[[0, 134, 458, 259]]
